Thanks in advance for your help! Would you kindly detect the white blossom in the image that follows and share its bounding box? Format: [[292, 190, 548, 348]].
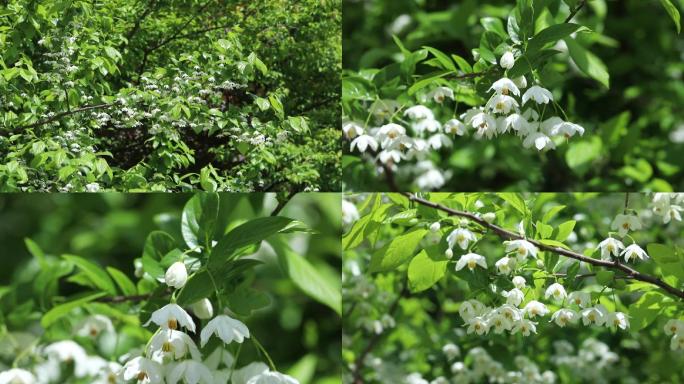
[[611, 214, 641, 237], [500, 51, 515, 69], [596, 238, 624, 261], [447, 228, 476, 250], [621, 244, 649, 262], [522, 86, 553, 105], [165, 262, 188, 289], [145, 303, 196, 333], [455, 253, 487, 271], [200, 314, 250, 347]]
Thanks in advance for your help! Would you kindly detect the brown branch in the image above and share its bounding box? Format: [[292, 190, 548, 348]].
[[564, 0, 587, 23], [351, 280, 408, 384], [402, 193, 684, 300], [270, 191, 298, 216], [12, 103, 116, 132]]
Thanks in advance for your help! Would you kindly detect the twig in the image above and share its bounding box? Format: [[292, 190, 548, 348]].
[[13, 103, 115, 131], [270, 191, 297, 216], [402, 192, 684, 300], [564, 0, 587, 23], [351, 280, 408, 384]]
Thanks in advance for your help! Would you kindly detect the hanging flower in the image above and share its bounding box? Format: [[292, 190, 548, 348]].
[[200, 314, 250, 347]]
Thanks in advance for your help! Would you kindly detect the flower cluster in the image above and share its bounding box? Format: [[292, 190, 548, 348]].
[[343, 50, 586, 190], [593, 213, 650, 263], [651, 193, 684, 224], [664, 319, 684, 351], [550, 339, 620, 384]]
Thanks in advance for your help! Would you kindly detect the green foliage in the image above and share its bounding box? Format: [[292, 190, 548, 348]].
[[343, 192, 684, 383], [343, 0, 684, 191], [0, 193, 342, 383], [0, 0, 341, 192]]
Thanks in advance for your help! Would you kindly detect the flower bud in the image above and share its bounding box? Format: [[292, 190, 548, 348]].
[[500, 51, 515, 69], [430, 222, 441, 232], [165, 261, 188, 289], [445, 249, 454, 259], [482, 212, 496, 223], [513, 75, 527, 89], [191, 298, 214, 319]]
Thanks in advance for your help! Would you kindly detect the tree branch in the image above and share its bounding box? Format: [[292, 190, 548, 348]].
[[270, 191, 298, 216], [402, 192, 684, 300], [9, 103, 116, 133]]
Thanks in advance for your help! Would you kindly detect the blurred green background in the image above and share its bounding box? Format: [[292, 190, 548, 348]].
[[0, 193, 341, 383], [343, 0, 684, 191]]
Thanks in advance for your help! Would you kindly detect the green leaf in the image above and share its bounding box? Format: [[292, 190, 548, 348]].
[[480, 17, 507, 38], [255, 97, 270, 111], [596, 270, 615, 285], [248, 52, 268, 74], [647, 243, 679, 264], [499, 193, 528, 215], [24, 238, 47, 267], [629, 291, 665, 331], [565, 136, 603, 176], [181, 193, 220, 250], [62, 255, 117, 295], [660, 0, 681, 33], [104, 46, 121, 62], [208, 216, 297, 269], [555, 220, 576, 242], [408, 250, 448, 293], [423, 47, 456, 72], [542, 205, 566, 223], [565, 37, 610, 88], [276, 240, 341, 315], [106, 267, 137, 296], [407, 71, 450, 95], [369, 228, 428, 272], [142, 231, 177, 280], [269, 95, 284, 118], [177, 259, 263, 306], [526, 23, 583, 54], [227, 287, 271, 316], [41, 292, 107, 328], [538, 239, 571, 250]]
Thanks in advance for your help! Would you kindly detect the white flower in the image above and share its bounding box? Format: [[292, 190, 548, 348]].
[[190, 299, 214, 320], [596, 238, 624, 261], [93, 362, 123, 384], [605, 312, 629, 330], [664, 205, 683, 224], [511, 319, 537, 336], [555, 121, 585, 138], [522, 85, 553, 105], [523, 301, 549, 318], [148, 329, 201, 361], [621, 244, 649, 262], [489, 78, 520, 96], [671, 334, 684, 351], [342, 200, 359, 227], [445, 248, 454, 259], [404, 105, 434, 120], [496, 304, 522, 322], [442, 343, 460, 360], [427, 87, 454, 103], [200, 314, 250, 347], [427, 133, 452, 149], [504, 239, 538, 261], [523, 131, 555, 151], [165, 262, 188, 289], [664, 319, 684, 336], [611, 214, 641, 237], [466, 316, 490, 335], [145, 303, 196, 333], [490, 313, 513, 334], [470, 112, 497, 139], [513, 76, 527, 89], [413, 118, 442, 135], [444, 119, 467, 135], [512, 276, 526, 289], [458, 300, 485, 321], [342, 121, 364, 139], [44, 340, 86, 363], [122, 357, 164, 384], [415, 169, 445, 190], [504, 114, 530, 135], [166, 360, 213, 384], [350, 135, 378, 153], [430, 222, 441, 232], [495, 256, 515, 275], [544, 283, 567, 301], [376, 123, 406, 147], [568, 291, 591, 308], [500, 51, 515, 69], [232, 363, 270, 384], [85, 182, 100, 192], [486, 94, 519, 114], [502, 288, 525, 307], [455, 253, 487, 271], [482, 212, 496, 223], [581, 306, 605, 326], [377, 149, 403, 164], [0, 369, 36, 384], [447, 228, 476, 250], [75, 314, 114, 338], [551, 309, 578, 327]]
